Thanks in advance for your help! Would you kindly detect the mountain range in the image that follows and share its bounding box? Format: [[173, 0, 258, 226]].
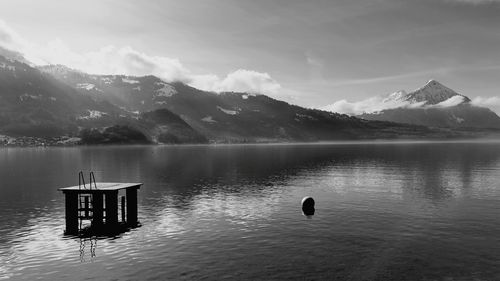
[[39, 64, 441, 143], [0, 50, 497, 145], [358, 80, 500, 129]]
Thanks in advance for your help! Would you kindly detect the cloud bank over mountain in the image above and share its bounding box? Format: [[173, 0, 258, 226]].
[[323, 96, 469, 116], [323, 95, 415, 116], [0, 20, 281, 96], [327, 94, 500, 116], [471, 96, 500, 115], [324, 80, 500, 116], [188, 69, 281, 95]]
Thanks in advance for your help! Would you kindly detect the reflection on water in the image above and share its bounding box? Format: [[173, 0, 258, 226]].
[[1, 142, 500, 280], [79, 238, 97, 263]]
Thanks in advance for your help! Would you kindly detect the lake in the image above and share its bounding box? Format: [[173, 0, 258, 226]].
[[1, 142, 500, 280]]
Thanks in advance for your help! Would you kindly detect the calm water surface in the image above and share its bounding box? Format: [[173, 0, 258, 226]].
[[0, 142, 499, 280]]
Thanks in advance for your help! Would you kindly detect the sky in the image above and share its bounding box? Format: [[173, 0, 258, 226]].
[[0, 0, 499, 113]]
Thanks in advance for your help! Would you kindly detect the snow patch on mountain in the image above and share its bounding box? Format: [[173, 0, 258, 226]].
[[201, 116, 217, 123], [76, 83, 96, 91], [217, 106, 238, 115], [77, 110, 107, 120], [100, 77, 114, 84], [451, 114, 465, 124], [0, 62, 15, 71], [382, 90, 407, 103], [154, 82, 176, 97], [122, 77, 140, 84], [19, 93, 41, 101]]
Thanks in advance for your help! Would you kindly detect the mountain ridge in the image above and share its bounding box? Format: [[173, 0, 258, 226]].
[[25, 61, 468, 142], [0, 55, 495, 145]]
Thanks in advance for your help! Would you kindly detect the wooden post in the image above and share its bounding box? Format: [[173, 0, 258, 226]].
[[105, 191, 118, 225], [92, 193, 104, 227], [126, 187, 138, 225], [64, 192, 78, 234], [121, 196, 126, 222]]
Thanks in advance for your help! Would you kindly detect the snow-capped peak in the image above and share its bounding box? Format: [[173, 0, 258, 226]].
[[383, 80, 470, 106], [416, 79, 448, 93], [405, 80, 470, 105]]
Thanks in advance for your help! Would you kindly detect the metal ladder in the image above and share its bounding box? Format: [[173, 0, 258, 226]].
[[78, 171, 98, 230]]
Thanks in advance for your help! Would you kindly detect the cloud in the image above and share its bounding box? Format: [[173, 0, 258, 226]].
[[471, 96, 500, 115], [17, 40, 193, 83], [194, 69, 281, 95], [0, 19, 26, 51], [322, 95, 413, 115], [431, 95, 466, 108], [305, 50, 325, 80], [323, 94, 471, 115], [0, 19, 281, 95]]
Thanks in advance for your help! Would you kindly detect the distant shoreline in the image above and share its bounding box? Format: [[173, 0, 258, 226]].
[[3, 135, 500, 148]]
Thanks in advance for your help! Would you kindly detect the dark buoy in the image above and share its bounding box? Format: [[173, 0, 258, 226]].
[[301, 196, 315, 216]]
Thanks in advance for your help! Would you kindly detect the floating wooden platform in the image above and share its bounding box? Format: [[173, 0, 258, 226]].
[[59, 182, 142, 236], [59, 182, 142, 192]]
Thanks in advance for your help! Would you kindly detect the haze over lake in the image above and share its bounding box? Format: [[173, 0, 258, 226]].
[[1, 142, 499, 280]]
